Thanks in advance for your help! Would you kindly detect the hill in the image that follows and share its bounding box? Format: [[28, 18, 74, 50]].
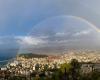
[[18, 53, 48, 58]]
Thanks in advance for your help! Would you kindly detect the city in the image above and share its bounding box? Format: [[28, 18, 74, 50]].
[[0, 50, 100, 80]]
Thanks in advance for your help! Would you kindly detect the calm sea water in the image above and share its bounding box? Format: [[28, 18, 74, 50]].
[[0, 49, 18, 66]]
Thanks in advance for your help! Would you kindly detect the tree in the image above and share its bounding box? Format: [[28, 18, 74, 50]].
[[60, 63, 72, 80], [35, 63, 40, 71], [44, 64, 48, 71], [34, 74, 40, 80], [70, 59, 81, 80], [60, 63, 71, 73]]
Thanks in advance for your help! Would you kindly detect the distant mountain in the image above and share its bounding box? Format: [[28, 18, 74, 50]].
[[18, 53, 48, 58]]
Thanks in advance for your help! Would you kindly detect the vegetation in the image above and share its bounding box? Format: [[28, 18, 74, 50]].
[[18, 53, 48, 58]]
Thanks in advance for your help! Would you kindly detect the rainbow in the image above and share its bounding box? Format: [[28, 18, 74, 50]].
[[17, 15, 100, 55], [30, 15, 100, 34], [65, 15, 100, 33]]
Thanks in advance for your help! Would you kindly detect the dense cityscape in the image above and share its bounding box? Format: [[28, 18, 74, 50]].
[[0, 50, 100, 80]]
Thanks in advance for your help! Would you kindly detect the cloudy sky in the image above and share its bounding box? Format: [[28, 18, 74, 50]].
[[0, 0, 100, 55]]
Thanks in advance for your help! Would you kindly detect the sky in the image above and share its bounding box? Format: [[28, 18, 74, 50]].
[[0, 0, 100, 55]]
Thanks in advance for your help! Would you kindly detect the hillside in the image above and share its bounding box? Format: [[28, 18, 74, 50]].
[[18, 53, 48, 58]]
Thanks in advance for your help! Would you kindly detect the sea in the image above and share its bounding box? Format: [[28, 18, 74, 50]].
[[0, 49, 18, 67]]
